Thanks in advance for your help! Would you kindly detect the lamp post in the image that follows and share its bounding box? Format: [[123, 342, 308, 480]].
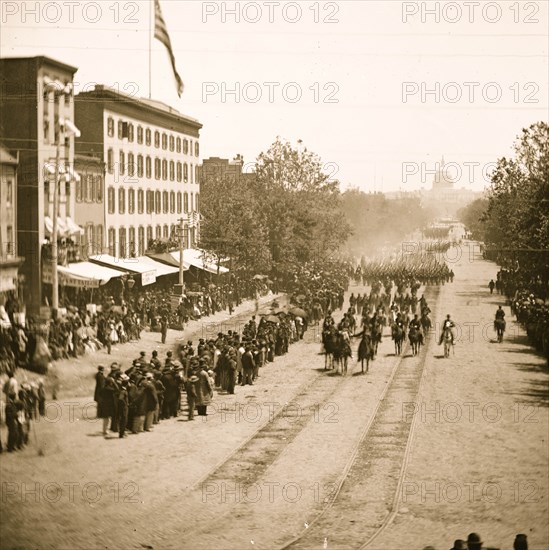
[[47, 80, 79, 317], [177, 215, 188, 295]]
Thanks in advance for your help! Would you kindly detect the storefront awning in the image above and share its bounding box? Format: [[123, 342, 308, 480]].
[[169, 249, 229, 275], [65, 217, 84, 235], [42, 261, 125, 288], [146, 252, 189, 270], [89, 254, 179, 286], [44, 216, 84, 237]]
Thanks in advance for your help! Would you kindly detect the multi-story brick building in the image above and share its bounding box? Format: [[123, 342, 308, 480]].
[[0, 145, 23, 300], [0, 56, 81, 311], [75, 86, 202, 258]]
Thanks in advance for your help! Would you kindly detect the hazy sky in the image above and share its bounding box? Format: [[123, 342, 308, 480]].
[[1, 0, 547, 191]]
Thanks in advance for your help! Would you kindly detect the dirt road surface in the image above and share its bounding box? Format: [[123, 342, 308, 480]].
[[1, 243, 547, 550]]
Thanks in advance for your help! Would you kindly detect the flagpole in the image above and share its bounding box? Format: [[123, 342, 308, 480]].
[[149, 0, 152, 99]]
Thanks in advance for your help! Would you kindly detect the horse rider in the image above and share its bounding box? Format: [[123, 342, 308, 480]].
[[439, 314, 455, 345], [495, 306, 505, 321], [323, 312, 335, 331], [409, 314, 423, 344], [339, 323, 353, 358], [494, 305, 505, 332]]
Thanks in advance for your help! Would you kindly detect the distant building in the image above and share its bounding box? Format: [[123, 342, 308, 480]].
[[199, 155, 256, 184], [0, 145, 24, 299], [75, 86, 202, 257], [0, 56, 81, 311], [385, 157, 482, 218]]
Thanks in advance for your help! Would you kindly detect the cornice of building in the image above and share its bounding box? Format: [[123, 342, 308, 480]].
[[75, 86, 202, 132]]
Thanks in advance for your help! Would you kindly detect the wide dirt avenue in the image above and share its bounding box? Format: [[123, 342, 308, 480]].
[[1, 241, 547, 550]]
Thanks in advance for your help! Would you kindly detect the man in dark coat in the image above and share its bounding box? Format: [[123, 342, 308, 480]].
[[227, 349, 237, 395], [118, 375, 130, 438], [94, 366, 105, 416], [160, 316, 168, 344], [131, 380, 146, 433], [153, 372, 165, 424], [99, 369, 117, 436], [160, 367, 179, 419], [108, 365, 121, 432], [241, 346, 255, 386], [142, 373, 158, 431]]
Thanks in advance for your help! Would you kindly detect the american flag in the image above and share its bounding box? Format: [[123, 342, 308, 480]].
[[154, 0, 184, 97]]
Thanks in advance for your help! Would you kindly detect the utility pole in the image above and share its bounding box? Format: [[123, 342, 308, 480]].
[[177, 215, 187, 295], [51, 93, 64, 316], [46, 80, 79, 317]]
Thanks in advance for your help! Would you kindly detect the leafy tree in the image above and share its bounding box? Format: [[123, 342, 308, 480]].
[[458, 197, 489, 240]]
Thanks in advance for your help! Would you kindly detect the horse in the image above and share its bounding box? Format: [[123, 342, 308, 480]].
[[494, 318, 506, 343], [371, 319, 383, 356], [442, 327, 453, 358], [357, 333, 375, 373], [420, 313, 432, 335], [408, 326, 422, 356], [333, 331, 352, 375], [322, 327, 338, 370], [391, 323, 406, 356]]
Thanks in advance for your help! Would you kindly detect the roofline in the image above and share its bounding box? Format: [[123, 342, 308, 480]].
[[0, 55, 78, 74], [75, 86, 202, 130]]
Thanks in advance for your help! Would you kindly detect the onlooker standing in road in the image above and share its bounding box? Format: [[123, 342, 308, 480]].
[[185, 368, 199, 420], [196, 362, 213, 416], [143, 372, 158, 431], [118, 375, 130, 439], [241, 346, 255, 386], [161, 316, 168, 344]]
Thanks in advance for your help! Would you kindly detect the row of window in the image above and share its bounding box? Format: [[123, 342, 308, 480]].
[[76, 175, 104, 203], [106, 117, 199, 157], [106, 150, 200, 184], [106, 187, 198, 215], [107, 225, 196, 258]]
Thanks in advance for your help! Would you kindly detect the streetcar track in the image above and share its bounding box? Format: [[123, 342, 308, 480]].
[[179, 307, 367, 537], [277, 285, 441, 550]]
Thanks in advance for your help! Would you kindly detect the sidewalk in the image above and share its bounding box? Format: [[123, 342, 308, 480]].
[[12, 292, 286, 401]]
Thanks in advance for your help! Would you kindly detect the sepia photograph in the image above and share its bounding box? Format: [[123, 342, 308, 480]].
[[0, 1, 548, 548]]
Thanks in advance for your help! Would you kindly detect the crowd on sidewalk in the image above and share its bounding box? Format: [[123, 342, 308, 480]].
[[0, 371, 46, 453], [492, 267, 549, 361], [423, 530, 529, 549], [0, 275, 276, 376]]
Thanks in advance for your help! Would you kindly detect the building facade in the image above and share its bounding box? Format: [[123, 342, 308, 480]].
[[200, 154, 256, 184], [73, 155, 106, 258], [0, 145, 24, 300], [75, 86, 202, 258], [0, 56, 81, 311]]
